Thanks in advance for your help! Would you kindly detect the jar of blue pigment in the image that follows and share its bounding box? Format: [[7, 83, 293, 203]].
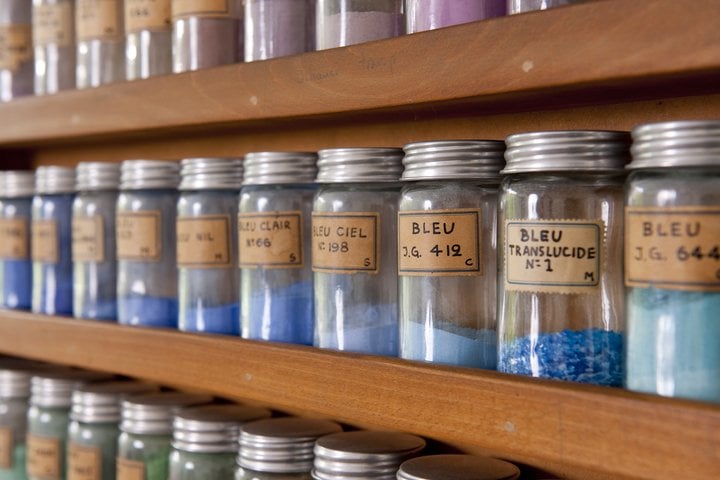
[[312, 148, 404, 356], [497, 131, 630, 386], [0, 171, 34, 310], [116, 160, 181, 328], [240, 152, 318, 345], [625, 120, 720, 403], [398, 141, 505, 369], [177, 158, 243, 335]]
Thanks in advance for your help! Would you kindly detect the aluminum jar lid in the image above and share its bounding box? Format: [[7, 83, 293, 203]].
[[179, 157, 244, 190], [243, 151, 318, 185], [0, 171, 34, 197], [120, 160, 181, 190], [0, 365, 34, 398], [629, 120, 720, 169], [35, 166, 76, 194], [397, 455, 521, 480], [70, 381, 158, 424], [312, 431, 426, 480], [239, 417, 343, 473], [401, 140, 506, 181], [76, 162, 121, 191], [120, 392, 214, 435], [502, 131, 631, 174], [30, 370, 114, 408], [316, 148, 404, 183], [172, 404, 272, 453]]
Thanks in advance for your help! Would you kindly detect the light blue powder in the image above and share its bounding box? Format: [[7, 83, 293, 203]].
[[315, 303, 397, 356], [118, 295, 179, 328], [182, 304, 240, 335], [243, 281, 314, 345], [401, 321, 497, 369]]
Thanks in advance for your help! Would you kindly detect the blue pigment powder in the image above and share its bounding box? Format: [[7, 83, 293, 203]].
[[117, 295, 179, 328], [0, 259, 31, 310], [316, 303, 398, 356], [182, 304, 240, 335], [498, 328, 623, 386], [77, 299, 117, 322], [243, 281, 314, 345], [401, 321, 497, 369]]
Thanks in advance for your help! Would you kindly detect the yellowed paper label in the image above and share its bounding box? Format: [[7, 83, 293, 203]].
[[0, 427, 12, 469], [398, 209, 482, 276], [0, 218, 29, 260], [27, 434, 61, 479], [68, 443, 101, 480], [116, 212, 161, 261], [0, 25, 32, 71], [72, 216, 105, 263], [505, 219, 602, 293], [32, 220, 59, 264], [125, 0, 171, 33], [625, 206, 720, 291], [177, 215, 231, 267], [312, 212, 379, 274], [77, 0, 122, 41], [172, 0, 237, 19], [33, 1, 74, 47], [116, 457, 145, 480], [238, 211, 303, 269]]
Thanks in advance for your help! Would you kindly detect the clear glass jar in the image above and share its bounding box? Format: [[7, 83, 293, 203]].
[[72, 163, 121, 321], [398, 141, 504, 369], [240, 152, 317, 345], [125, 0, 171, 80], [117, 160, 180, 328], [75, 0, 125, 89], [507, 0, 585, 14], [172, 0, 243, 73], [312, 148, 404, 356], [0, 0, 33, 102], [624, 120, 720, 403], [0, 365, 33, 480], [177, 158, 243, 335], [244, 0, 314, 62], [32, 166, 76, 316], [0, 171, 34, 310], [406, 0, 505, 33], [397, 454, 520, 480], [316, 0, 403, 50], [32, 0, 76, 95], [497, 131, 630, 386]]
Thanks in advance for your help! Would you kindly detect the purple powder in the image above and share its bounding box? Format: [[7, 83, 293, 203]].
[[407, 0, 506, 33], [318, 11, 403, 50], [245, 0, 314, 61], [173, 16, 242, 72]]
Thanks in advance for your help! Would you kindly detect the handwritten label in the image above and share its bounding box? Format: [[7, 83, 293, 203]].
[[116, 212, 161, 261], [238, 211, 303, 269], [33, 1, 74, 47], [77, 0, 122, 41], [0, 427, 12, 468], [116, 458, 144, 480], [72, 216, 105, 263], [0, 218, 29, 260], [312, 212, 379, 274], [0, 25, 32, 71], [505, 220, 602, 293], [625, 206, 720, 291], [68, 443, 101, 480], [172, 0, 237, 19], [125, 0, 171, 33], [177, 215, 231, 267], [27, 434, 61, 479], [32, 220, 59, 264], [398, 209, 481, 276]]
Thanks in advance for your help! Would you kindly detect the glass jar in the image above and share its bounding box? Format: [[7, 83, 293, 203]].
[[32, 166, 76, 316], [508, 0, 585, 14], [624, 120, 720, 403], [239, 152, 318, 345], [72, 162, 121, 321], [75, 0, 125, 89], [172, 0, 243, 73], [169, 405, 271, 480], [125, 0, 171, 80], [312, 431, 424, 480], [0, 171, 34, 310], [316, 0, 403, 50], [117, 160, 180, 328], [244, 0, 314, 62], [497, 131, 630, 386], [406, 0, 505, 33], [398, 141, 505, 369], [117, 392, 213, 480], [177, 158, 243, 335], [32, 0, 76, 95], [236, 417, 342, 480], [397, 454, 520, 480], [0, 0, 33, 101], [0, 364, 34, 480], [312, 148, 404, 356]]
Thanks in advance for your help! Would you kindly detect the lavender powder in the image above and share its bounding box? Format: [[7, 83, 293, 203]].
[[317, 11, 403, 50], [407, 0, 506, 33], [245, 0, 313, 61]]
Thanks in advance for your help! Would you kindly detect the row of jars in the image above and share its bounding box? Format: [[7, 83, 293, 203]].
[[0, 357, 527, 480], [1, 0, 587, 101]]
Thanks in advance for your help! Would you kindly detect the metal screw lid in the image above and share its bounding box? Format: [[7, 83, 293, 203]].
[[120, 392, 214, 435], [239, 417, 343, 473], [70, 381, 158, 424], [316, 148, 404, 183], [243, 152, 318, 185], [179, 158, 244, 191], [312, 431, 426, 480], [120, 160, 181, 190], [0, 171, 34, 197], [76, 162, 121, 191], [397, 455, 521, 480], [30, 370, 114, 408], [35, 166, 76, 194], [629, 120, 720, 169], [401, 141, 506, 181], [502, 131, 631, 174]]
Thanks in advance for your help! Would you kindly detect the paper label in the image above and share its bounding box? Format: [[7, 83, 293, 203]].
[[398, 209, 482, 276], [505, 219, 603, 293], [0, 218, 29, 260], [0, 427, 12, 469], [32, 220, 59, 264], [172, 0, 237, 19], [125, 0, 171, 33], [33, 1, 74, 47], [177, 215, 231, 268], [0, 25, 32, 72], [68, 443, 101, 480], [72, 216, 105, 263], [625, 206, 720, 291], [26, 434, 61, 479], [312, 212, 379, 274], [77, 0, 122, 41], [116, 458, 144, 480], [116, 212, 162, 261], [238, 211, 304, 269]]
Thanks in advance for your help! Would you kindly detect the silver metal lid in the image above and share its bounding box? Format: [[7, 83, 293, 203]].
[[0, 171, 34, 197], [401, 141, 506, 181], [35, 166, 76, 194], [70, 381, 158, 424], [312, 431, 426, 480], [76, 162, 121, 191], [397, 455, 521, 480], [30, 370, 114, 408], [629, 120, 720, 169], [243, 152, 318, 185], [120, 392, 214, 435], [502, 131, 631, 174], [316, 148, 404, 183], [179, 158, 244, 190], [120, 160, 181, 190], [0, 367, 32, 398], [239, 418, 343, 473]]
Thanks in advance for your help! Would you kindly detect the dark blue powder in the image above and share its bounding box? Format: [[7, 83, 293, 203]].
[[117, 295, 179, 328], [182, 303, 240, 335], [0, 259, 31, 310], [244, 281, 314, 345]]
